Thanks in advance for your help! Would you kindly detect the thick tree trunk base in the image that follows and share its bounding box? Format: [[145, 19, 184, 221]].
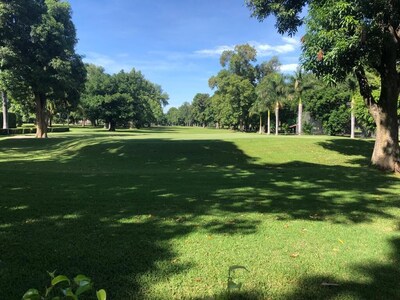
[[370, 114, 399, 173], [35, 93, 48, 138]]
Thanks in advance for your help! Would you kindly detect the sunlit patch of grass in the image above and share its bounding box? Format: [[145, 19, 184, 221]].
[[0, 127, 399, 299]]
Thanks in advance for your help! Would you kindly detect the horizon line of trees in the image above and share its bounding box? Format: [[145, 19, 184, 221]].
[[166, 46, 383, 137]]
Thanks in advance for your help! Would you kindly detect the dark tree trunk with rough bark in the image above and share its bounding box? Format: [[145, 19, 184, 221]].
[[355, 31, 400, 172], [2, 91, 9, 130], [34, 92, 48, 138]]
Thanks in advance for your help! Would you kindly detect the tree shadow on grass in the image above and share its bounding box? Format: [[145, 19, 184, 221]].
[[317, 138, 375, 166], [281, 236, 400, 299], [0, 136, 399, 298]]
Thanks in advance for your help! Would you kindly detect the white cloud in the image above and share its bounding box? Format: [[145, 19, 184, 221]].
[[194, 45, 234, 57], [195, 37, 301, 58], [280, 63, 299, 72], [84, 52, 132, 73], [282, 37, 301, 46]]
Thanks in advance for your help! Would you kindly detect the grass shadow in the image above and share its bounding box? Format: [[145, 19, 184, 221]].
[[0, 134, 399, 298], [282, 237, 400, 299], [317, 138, 374, 166]]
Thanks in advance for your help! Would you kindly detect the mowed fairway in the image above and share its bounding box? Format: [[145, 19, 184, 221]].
[[0, 127, 399, 299]]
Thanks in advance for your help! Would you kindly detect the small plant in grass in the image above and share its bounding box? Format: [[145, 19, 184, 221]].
[[227, 265, 249, 292], [22, 271, 106, 300]]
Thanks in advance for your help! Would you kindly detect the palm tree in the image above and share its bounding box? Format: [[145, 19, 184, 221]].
[[292, 68, 316, 135], [254, 78, 276, 134], [347, 76, 358, 139], [268, 73, 287, 135]]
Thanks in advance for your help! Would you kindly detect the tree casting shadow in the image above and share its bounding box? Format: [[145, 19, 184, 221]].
[[0, 136, 399, 298]]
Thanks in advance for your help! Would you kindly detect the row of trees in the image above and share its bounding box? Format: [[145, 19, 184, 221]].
[[78, 65, 168, 131], [167, 47, 376, 137], [0, 0, 168, 135]]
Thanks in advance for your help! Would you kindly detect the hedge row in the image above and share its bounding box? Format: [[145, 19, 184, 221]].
[[0, 127, 70, 135]]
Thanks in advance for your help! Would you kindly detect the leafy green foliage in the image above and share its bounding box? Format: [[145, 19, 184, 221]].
[[191, 93, 212, 127], [81, 65, 168, 130], [247, 0, 400, 170], [209, 70, 256, 129], [303, 81, 351, 135], [0, 0, 86, 137], [22, 272, 106, 300]]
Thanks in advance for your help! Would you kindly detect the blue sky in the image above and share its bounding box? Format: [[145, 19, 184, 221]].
[[68, 0, 304, 109]]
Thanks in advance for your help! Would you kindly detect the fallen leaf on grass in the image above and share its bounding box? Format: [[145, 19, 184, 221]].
[[338, 239, 344, 244], [290, 253, 300, 258]]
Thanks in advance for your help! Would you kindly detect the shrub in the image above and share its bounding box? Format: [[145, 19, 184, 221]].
[[302, 122, 313, 135], [0, 127, 69, 135]]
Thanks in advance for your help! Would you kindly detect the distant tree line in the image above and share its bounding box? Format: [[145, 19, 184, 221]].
[[166, 44, 377, 136]]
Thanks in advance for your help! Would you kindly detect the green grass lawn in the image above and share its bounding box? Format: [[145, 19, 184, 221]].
[[0, 127, 399, 299]]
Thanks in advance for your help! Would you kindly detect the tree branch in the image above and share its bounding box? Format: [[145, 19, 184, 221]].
[[354, 66, 377, 108]]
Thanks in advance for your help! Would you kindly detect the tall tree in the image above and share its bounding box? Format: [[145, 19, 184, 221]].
[[246, 0, 400, 172], [252, 57, 282, 134], [291, 69, 316, 135], [0, 0, 85, 138], [220, 44, 257, 84], [209, 70, 256, 130], [191, 93, 211, 127], [178, 102, 193, 126], [255, 75, 278, 134], [166, 107, 180, 126], [257, 72, 287, 135], [0, 1, 44, 130]]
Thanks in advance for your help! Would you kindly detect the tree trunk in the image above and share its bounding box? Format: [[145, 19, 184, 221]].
[[350, 99, 355, 139], [275, 102, 279, 136], [355, 32, 399, 172], [34, 92, 48, 138], [108, 120, 116, 131], [259, 114, 263, 134], [298, 99, 303, 135], [267, 109, 271, 135], [2, 91, 9, 130], [370, 105, 399, 171]]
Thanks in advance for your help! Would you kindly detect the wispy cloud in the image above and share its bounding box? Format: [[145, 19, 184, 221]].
[[194, 45, 235, 57], [83, 52, 132, 73], [83, 51, 203, 75], [280, 63, 299, 72], [195, 37, 300, 58]]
